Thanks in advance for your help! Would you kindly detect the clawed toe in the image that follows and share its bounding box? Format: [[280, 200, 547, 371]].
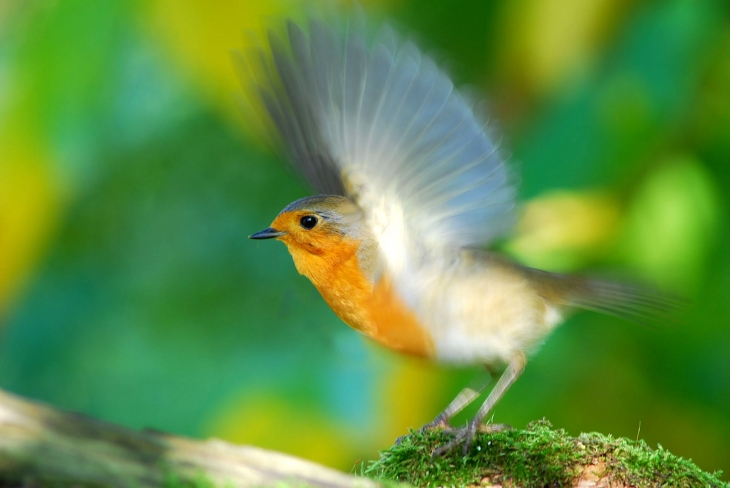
[[431, 421, 510, 458], [397, 416, 510, 454], [422, 415, 451, 432], [431, 423, 477, 459], [396, 415, 452, 445]]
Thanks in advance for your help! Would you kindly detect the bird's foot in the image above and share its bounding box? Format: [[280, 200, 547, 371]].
[[431, 422, 513, 459], [420, 415, 452, 432], [431, 421, 477, 458], [395, 415, 451, 445]]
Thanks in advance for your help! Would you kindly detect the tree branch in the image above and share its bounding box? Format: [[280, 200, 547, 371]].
[[0, 388, 378, 488]]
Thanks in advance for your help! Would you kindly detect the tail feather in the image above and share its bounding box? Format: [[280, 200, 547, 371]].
[[528, 269, 684, 326]]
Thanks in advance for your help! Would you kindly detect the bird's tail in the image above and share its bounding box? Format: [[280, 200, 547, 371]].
[[527, 268, 683, 325]]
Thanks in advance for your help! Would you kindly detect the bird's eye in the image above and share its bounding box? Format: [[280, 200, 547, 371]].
[[300, 215, 318, 230]]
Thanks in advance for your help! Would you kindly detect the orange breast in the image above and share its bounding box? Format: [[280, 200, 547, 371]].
[[364, 277, 435, 358], [286, 237, 434, 358]]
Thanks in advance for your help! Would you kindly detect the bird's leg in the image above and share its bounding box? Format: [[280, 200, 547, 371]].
[[424, 371, 493, 430], [395, 371, 491, 445], [432, 352, 526, 458]]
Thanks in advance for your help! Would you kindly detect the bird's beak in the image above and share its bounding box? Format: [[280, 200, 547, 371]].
[[249, 227, 286, 240]]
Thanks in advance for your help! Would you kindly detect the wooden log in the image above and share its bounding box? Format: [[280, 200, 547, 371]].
[[0, 388, 379, 488]]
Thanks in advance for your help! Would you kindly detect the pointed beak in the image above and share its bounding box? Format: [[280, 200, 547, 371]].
[[249, 227, 286, 240]]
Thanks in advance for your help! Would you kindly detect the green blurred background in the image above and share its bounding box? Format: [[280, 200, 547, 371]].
[[1, 0, 729, 479]]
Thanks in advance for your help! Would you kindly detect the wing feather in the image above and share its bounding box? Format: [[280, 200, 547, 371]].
[[244, 17, 516, 266]]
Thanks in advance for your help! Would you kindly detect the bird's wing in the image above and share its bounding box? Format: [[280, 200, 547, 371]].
[[241, 17, 516, 267]]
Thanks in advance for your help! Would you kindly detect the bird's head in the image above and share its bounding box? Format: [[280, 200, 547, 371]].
[[250, 195, 374, 278]]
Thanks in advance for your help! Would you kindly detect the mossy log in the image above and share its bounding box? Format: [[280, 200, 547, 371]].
[[370, 422, 727, 487], [0, 388, 725, 487]]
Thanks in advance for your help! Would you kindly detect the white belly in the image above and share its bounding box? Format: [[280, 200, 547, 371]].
[[399, 253, 564, 366]]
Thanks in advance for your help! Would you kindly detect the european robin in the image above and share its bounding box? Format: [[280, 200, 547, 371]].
[[243, 17, 673, 455]]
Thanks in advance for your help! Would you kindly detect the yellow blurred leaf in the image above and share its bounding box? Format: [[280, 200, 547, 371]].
[[498, 0, 628, 95], [507, 190, 622, 271], [205, 392, 361, 469], [140, 0, 301, 130], [0, 133, 60, 318]]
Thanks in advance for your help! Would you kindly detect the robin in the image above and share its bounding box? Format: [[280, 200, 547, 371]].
[[244, 17, 672, 455]]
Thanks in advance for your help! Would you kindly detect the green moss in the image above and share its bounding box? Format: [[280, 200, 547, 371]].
[[163, 470, 218, 488], [366, 420, 727, 487]]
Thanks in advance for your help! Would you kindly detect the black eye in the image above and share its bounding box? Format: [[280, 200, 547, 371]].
[[300, 215, 318, 230]]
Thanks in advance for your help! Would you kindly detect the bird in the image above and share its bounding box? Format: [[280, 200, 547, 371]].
[[241, 14, 673, 456]]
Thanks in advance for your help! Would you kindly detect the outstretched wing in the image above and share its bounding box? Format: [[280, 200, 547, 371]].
[[242, 17, 516, 264]]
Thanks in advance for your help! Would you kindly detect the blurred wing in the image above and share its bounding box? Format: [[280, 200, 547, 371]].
[[245, 17, 516, 261]]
